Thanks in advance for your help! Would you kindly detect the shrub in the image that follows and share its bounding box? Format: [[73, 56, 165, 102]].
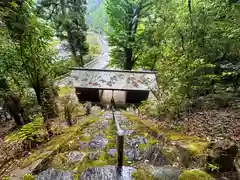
[[178, 170, 215, 180]]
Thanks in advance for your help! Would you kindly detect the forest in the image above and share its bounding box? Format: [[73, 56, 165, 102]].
[[0, 0, 240, 179]]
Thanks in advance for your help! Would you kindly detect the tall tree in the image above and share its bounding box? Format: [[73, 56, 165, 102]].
[[105, 0, 151, 70], [0, 0, 59, 132], [38, 0, 88, 67], [138, 0, 240, 116]]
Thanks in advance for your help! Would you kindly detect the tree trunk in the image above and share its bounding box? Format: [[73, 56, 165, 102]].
[[80, 54, 84, 68], [124, 48, 133, 70], [34, 87, 42, 106]]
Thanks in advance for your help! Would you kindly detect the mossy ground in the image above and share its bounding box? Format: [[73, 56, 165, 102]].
[[13, 110, 212, 179], [19, 115, 99, 169], [178, 170, 215, 180], [47, 111, 118, 174], [132, 168, 153, 180], [122, 111, 209, 166]]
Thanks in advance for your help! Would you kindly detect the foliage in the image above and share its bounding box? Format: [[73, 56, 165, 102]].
[[5, 114, 46, 149], [105, 0, 151, 70], [178, 170, 215, 180], [137, 0, 240, 117], [86, 0, 108, 34], [38, 0, 88, 67], [205, 163, 220, 172], [0, 0, 60, 122]]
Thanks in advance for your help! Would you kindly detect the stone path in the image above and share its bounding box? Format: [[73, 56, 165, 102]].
[[10, 109, 182, 180]]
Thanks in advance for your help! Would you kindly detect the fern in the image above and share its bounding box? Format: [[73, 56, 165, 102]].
[[5, 114, 45, 144]]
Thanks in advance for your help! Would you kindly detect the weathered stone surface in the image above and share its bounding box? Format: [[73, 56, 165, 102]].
[[67, 151, 85, 164], [90, 135, 108, 149], [176, 143, 192, 168], [10, 151, 54, 179], [124, 130, 134, 136], [79, 142, 89, 149], [97, 120, 109, 130], [207, 141, 238, 172], [36, 168, 73, 180], [126, 136, 147, 147], [108, 149, 117, 157], [124, 148, 141, 161], [105, 114, 113, 120], [143, 145, 170, 166], [91, 105, 101, 115], [88, 151, 100, 161], [80, 166, 136, 180], [151, 166, 181, 180]]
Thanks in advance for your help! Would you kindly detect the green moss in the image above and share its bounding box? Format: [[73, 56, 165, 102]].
[[167, 133, 201, 141], [103, 120, 116, 149], [2, 176, 10, 180], [138, 144, 148, 152], [22, 174, 35, 180], [122, 112, 139, 121], [58, 86, 73, 97], [73, 174, 80, 180], [80, 134, 92, 142], [187, 142, 209, 156], [20, 115, 99, 168], [51, 152, 68, 169], [148, 138, 157, 145], [132, 169, 153, 180], [178, 170, 215, 180], [72, 151, 116, 173], [20, 151, 51, 168]]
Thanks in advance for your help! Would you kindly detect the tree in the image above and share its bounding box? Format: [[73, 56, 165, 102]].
[[138, 0, 240, 117], [38, 0, 88, 67], [0, 0, 59, 133], [105, 0, 151, 70]]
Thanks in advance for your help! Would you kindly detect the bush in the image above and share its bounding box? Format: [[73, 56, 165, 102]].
[[140, 55, 214, 118], [178, 170, 215, 180]]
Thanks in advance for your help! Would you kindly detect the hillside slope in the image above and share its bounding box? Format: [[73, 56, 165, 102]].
[[86, 0, 108, 33]]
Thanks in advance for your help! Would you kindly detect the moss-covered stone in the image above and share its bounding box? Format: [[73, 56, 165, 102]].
[[71, 151, 116, 173], [168, 133, 201, 141], [132, 169, 153, 180], [178, 170, 215, 180], [58, 86, 73, 97], [138, 144, 148, 153], [19, 115, 99, 169], [51, 152, 68, 169], [187, 142, 209, 156]]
